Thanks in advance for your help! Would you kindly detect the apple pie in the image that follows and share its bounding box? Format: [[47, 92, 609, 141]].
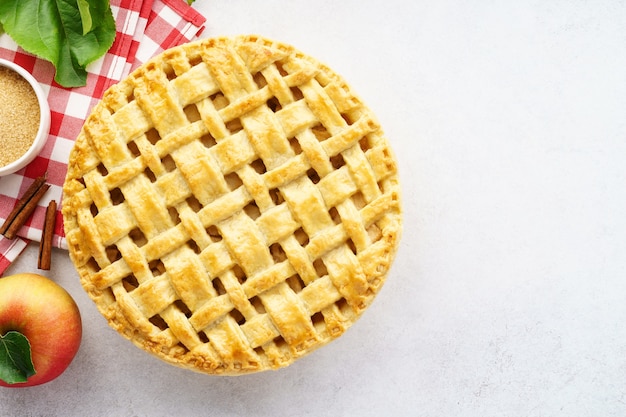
[[62, 35, 402, 375]]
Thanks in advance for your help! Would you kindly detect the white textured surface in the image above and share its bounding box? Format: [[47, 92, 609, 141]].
[[3, 1, 626, 416]]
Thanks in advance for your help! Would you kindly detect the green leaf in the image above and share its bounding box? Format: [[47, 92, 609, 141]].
[[0, 0, 116, 87], [0, 331, 36, 385]]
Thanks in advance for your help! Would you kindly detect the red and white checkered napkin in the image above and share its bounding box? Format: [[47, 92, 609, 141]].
[[0, 0, 206, 275]]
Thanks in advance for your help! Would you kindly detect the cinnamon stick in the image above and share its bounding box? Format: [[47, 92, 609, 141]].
[[0, 175, 50, 239], [38, 200, 57, 270]]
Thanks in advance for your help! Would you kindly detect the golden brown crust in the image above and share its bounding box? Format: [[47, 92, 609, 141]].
[[63, 35, 402, 375]]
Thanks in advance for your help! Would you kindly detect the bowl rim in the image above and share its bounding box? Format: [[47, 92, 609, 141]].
[[0, 58, 51, 176]]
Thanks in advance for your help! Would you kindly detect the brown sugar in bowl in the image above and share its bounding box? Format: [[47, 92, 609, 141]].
[[0, 59, 51, 176]]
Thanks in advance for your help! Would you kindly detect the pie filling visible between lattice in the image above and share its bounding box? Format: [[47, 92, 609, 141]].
[[62, 35, 402, 375]]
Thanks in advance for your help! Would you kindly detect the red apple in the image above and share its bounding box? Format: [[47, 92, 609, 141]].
[[0, 273, 82, 387]]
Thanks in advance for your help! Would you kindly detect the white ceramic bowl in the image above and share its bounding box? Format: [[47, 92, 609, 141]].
[[0, 58, 51, 176]]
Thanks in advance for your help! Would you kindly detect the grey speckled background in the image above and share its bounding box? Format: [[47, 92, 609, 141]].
[[2, 1, 626, 416]]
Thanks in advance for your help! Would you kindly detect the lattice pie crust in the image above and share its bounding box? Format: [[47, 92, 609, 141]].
[[62, 35, 402, 375]]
